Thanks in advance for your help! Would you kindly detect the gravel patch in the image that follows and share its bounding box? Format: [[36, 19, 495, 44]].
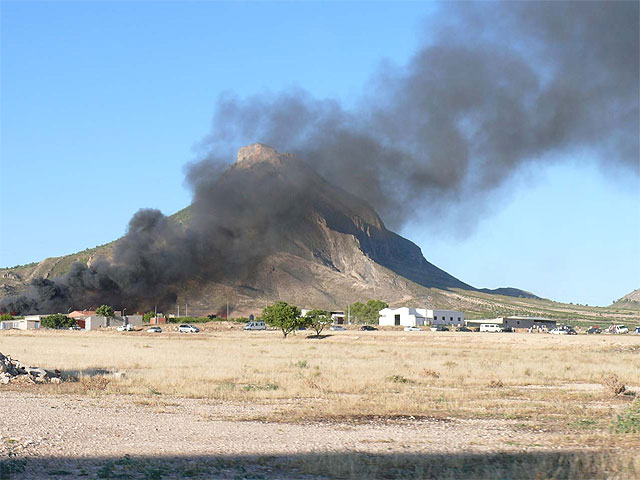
[[1, 390, 554, 478]]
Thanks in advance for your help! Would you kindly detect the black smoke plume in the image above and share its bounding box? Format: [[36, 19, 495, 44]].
[[2, 1, 637, 314], [199, 1, 639, 228]]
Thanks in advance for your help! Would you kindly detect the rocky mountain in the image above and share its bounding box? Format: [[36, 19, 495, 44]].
[[1, 144, 537, 315]]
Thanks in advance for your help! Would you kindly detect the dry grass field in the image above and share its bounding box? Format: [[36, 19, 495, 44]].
[[1, 326, 640, 478]]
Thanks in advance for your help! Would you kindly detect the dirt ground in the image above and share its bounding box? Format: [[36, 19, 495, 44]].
[[0, 390, 636, 479], [1, 329, 639, 478]]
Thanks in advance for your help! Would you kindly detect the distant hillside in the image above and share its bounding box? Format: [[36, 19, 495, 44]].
[[611, 288, 640, 310], [478, 287, 539, 299]]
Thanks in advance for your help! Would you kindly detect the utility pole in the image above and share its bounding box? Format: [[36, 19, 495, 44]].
[[347, 304, 350, 324], [186, 302, 188, 317], [154, 305, 157, 321], [177, 304, 180, 317], [425, 297, 430, 326], [226, 302, 229, 320]]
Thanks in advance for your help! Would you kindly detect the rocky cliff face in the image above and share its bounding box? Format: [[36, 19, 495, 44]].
[[220, 144, 470, 288]]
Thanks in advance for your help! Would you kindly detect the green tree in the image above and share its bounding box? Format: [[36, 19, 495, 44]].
[[0, 314, 14, 321], [347, 299, 388, 324], [305, 309, 332, 336], [142, 312, 154, 323], [41, 314, 76, 329], [262, 301, 305, 338], [96, 305, 115, 318]]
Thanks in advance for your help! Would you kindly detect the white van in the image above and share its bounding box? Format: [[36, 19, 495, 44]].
[[480, 324, 503, 333], [244, 321, 266, 330]]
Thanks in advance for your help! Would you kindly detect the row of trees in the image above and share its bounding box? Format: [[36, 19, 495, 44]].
[[261, 302, 333, 338], [261, 299, 388, 338]]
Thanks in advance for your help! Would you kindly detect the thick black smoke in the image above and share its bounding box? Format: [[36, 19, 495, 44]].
[[0, 210, 192, 314], [199, 1, 639, 228], [2, 1, 638, 314]]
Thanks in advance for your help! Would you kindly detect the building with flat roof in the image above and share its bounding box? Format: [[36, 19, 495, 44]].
[[379, 308, 464, 327], [0, 318, 41, 330], [465, 316, 556, 330]]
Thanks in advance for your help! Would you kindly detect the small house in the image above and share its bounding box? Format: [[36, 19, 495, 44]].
[[0, 318, 41, 330]]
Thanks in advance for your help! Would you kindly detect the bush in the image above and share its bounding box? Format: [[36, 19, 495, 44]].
[[0, 314, 14, 321], [387, 374, 413, 384], [142, 312, 154, 323], [602, 374, 626, 396], [41, 314, 76, 329]]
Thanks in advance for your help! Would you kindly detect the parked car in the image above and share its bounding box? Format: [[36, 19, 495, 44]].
[[430, 325, 449, 332], [147, 326, 162, 333], [404, 326, 421, 331], [117, 324, 133, 332], [68, 325, 82, 331], [244, 321, 266, 330], [479, 324, 503, 333], [178, 324, 200, 333], [360, 325, 378, 331], [634, 327, 640, 335], [329, 325, 346, 331], [549, 327, 568, 335], [611, 325, 629, 334], [456, 326, 472, 332], [587, 326, 602, 334]]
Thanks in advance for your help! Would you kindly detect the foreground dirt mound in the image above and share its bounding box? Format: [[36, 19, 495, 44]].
[[0, 351, 61, 384]]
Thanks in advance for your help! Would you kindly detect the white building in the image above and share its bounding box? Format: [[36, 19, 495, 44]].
[[379, 308, 464, 327], [0, 317, 41, 330]]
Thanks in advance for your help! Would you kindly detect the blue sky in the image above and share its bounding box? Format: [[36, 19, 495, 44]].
[[1, 1, 638, 306]]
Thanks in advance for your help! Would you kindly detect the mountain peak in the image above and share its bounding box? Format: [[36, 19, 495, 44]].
[[235, 143, 293, 167]]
